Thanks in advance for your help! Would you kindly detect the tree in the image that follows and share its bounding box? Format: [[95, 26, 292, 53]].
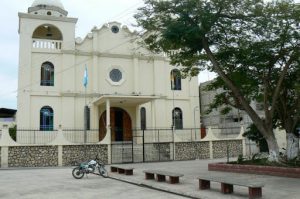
[[274, 64, 300, 159], [135, 0, 300, 160], [243, 123, 269, 153], [9, 125, 17, 141]]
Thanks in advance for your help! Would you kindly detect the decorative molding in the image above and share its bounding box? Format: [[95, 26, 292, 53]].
[[18, 12, 78, 23], [61, 50, 166, 61]]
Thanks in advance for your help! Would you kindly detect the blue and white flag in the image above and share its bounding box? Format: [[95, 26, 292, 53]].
[[83, 66, 88, 88]]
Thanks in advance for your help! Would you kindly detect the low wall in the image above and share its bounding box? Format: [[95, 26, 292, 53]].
[[212, 140, 243, 158], [9, 146, 58, 167], [4, 144, 108, 168], [63, 145, 108, 166], [175, 142, 210, 160], [208, 162, 300, 178], [144, 143, 171, 162], [0, 125, 246, 167]]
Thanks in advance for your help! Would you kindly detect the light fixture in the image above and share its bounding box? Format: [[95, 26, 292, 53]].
[[46, 26, 53, 37]]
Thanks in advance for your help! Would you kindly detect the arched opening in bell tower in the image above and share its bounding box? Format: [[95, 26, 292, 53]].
[[32, 24, 63, 49]]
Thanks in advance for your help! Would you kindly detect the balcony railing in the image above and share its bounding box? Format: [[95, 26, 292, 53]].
[[32, 39, 62, 50]]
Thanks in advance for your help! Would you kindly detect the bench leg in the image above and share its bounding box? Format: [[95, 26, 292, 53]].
[[111, 167, 118, 172], [145, 173, 155, 180], [118, 168, 125, 174], [156, 174, 166, 182], [249, 187, 262, 198], [125, 169, 133, 175], [169, 176, 179, 184], [221, 183, 233, 194], [199, 179, 210, 190]]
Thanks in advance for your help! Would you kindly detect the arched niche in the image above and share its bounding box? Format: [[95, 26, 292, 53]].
[[32, 24, 63, 40]]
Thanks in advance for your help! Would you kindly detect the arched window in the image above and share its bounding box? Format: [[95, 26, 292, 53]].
[[40, 106, 54, 131], [41, 62, 54, 86], [170, 69, 181, 90], [172, 108, 183, 129], [140, 107, 146, 130]]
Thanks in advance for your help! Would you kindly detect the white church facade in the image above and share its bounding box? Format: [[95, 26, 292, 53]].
[[17, 0, 200, 143]]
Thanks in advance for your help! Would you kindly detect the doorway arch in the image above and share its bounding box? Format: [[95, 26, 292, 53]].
[[99, 107, 132, 142]]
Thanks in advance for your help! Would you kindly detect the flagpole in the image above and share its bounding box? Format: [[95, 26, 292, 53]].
[[84, 85, 87, 144], [83, 66, 88, 145]]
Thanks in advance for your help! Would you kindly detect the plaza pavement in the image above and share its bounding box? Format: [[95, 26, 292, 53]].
[[0, 158, 299, 199]]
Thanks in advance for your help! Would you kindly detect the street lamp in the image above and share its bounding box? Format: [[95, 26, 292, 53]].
[[193, 106, 199, 141]]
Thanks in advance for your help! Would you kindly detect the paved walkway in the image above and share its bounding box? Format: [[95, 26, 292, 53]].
[[109, 158, 300, 199], [0, 158, 299, 199]]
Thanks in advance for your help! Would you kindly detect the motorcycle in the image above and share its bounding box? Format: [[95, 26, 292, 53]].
[[72, 155, 108, 179]]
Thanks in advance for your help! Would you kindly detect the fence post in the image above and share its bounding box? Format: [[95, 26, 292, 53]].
[[0, 125, 9, 168], [58, 145, 63, 166], [58, 126, 63, 166], [158, 129, 160, 161], [209, 141, 213, 159], [237, 126, 247, 157], [142, 129, 145, 162]]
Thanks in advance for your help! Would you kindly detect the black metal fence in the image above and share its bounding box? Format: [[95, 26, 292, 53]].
[[110, 127, 242, 164], [62, 129, 99, 143], [16, 129, 58, 144], [111, 128, 175, 164]]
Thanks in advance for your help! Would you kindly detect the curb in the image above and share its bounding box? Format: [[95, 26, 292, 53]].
[[108, 175, 202, 199]]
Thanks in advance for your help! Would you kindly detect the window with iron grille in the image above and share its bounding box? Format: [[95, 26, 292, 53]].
[[41, 62, 54, 86], [172, 107, 183, 129], [40, 106, 54, 131], [170, 69, 181, 90]]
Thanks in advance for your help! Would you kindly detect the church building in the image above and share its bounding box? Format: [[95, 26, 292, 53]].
[[17, 0, 200, 143]]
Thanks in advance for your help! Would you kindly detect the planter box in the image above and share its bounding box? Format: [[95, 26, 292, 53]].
[[208, 162, 300, 178]]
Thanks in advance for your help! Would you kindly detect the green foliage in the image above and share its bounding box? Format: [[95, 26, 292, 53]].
[[237, 154, 245, 164], [9, 125, 16, 141], [136, 0, 300, 157], [233, 153, 300, 167], [243, 124, 269, 152]]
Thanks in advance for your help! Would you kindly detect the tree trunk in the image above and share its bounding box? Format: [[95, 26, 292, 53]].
[[265, 133, 280, 162], [286, 133, 299, 160]]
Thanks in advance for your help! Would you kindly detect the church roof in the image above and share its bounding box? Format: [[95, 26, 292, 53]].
[[32, 0, 64, 10]]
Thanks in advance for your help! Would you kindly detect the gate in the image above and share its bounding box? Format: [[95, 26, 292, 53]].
[[111, 141, 133, 163], [111, 129, 174, 164]]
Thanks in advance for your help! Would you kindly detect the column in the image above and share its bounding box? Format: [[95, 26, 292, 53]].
[[92, 30, 98, 93], [106, 99, 112, 164], [106, 99, 110, 128], [133, 57, 139, 94]]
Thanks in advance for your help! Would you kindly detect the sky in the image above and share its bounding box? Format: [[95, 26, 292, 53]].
[[5, 0, 286, 109]]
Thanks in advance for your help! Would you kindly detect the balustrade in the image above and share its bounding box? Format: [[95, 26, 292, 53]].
[[32, 39, 62, 50]]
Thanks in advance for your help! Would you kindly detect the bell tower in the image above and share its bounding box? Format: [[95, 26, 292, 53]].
[[17, 0, 78, 129]]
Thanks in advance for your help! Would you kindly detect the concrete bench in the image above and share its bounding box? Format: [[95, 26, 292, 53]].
[[143, 170, 184, 184], [198, 175, 265, 198], [110, 166, 134, 175]]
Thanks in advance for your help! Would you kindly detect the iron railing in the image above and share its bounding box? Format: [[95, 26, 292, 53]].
[[16, 129, 58, 144], [62, 129, 99, 144]]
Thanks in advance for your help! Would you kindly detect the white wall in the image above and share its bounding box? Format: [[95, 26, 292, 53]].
[[17, 11, 200, 131]]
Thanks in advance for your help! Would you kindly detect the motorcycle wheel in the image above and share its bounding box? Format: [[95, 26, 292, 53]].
[[99, 166, 108, 178], [72, 167, 84, 179]]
